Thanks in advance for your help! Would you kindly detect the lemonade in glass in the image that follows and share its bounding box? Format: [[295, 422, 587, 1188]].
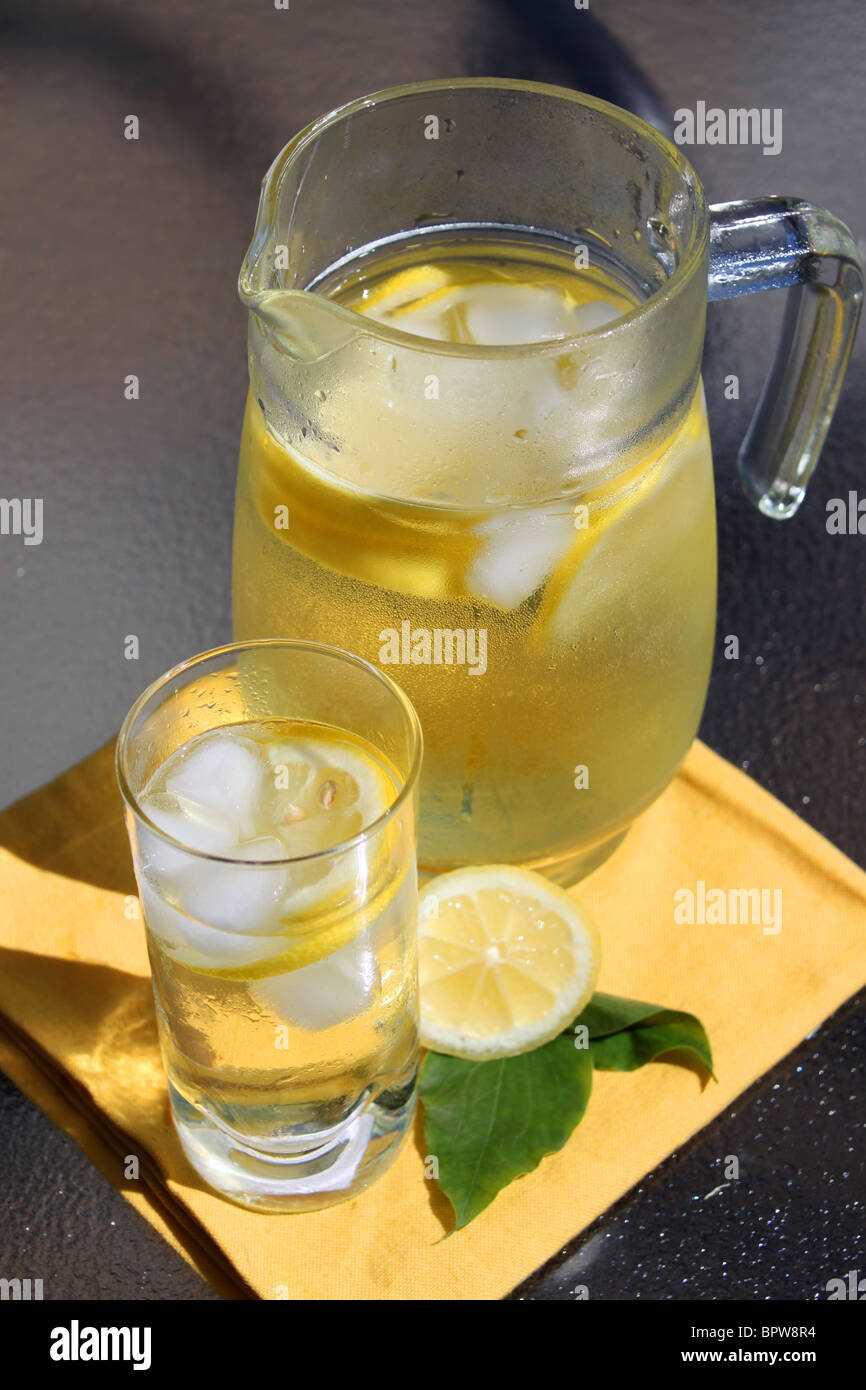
[[117, 641, 421, 1211]]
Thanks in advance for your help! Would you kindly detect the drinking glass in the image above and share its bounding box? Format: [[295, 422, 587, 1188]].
[[117, 639, 422, 1211]]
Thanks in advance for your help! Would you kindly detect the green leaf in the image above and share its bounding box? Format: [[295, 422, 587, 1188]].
[[420, 992, 714, 1228], [419, 1037, 593, 1230], [588, 1011, 714, 1074], [568, 993, 715, 1076], [571, 991, 674, 1038]]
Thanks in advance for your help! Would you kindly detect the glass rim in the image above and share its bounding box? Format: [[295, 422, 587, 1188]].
[[240, 77, 710, 359], [116, 638, 423, 868]]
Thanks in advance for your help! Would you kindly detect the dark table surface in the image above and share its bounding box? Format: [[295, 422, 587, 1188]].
[[1, 0, 864, 1299]]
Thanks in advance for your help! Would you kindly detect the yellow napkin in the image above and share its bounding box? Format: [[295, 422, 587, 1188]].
[[1, 739, 865, 1300]]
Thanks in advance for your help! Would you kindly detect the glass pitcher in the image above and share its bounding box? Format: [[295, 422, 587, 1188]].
[[233, 79, 862, 885]]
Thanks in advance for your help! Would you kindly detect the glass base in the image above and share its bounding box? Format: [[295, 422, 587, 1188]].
[[169, 1081, 416, 1213], [419, 824, 631, 890]]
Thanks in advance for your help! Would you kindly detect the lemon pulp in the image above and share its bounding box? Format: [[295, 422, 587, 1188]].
[[418, 865, 601, 1059]]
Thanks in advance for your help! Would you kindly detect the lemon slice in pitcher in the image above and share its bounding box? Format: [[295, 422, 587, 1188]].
[[418, 866, 601, 1059], [243, 393, 481, 602], [534, 386, 709, 646]]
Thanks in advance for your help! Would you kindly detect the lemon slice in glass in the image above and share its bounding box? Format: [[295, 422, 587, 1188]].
[[418, 865, 601, 1059], [266, 735, 394, 860], [261, 731, 399, 931]]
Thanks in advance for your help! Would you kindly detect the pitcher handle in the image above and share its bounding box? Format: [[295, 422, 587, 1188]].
[[708, 198, 863, 518]]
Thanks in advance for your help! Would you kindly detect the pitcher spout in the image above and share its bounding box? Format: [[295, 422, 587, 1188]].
[[238, 144, 362, 363]]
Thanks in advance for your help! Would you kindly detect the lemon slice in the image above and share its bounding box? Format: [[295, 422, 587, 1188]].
[[347, 262, 453, 317], [260, 731, 399, 939], [266, 736, 394, 861], [243, 392, 482, 601], [533, 386, 708, 646], [144, 866, 403, 981], [199, 865, 404, 981], [418, 865, 601, 1059]]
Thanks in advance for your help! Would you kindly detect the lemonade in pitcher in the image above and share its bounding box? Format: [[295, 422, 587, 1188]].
[[234, 235, 717, 880]]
